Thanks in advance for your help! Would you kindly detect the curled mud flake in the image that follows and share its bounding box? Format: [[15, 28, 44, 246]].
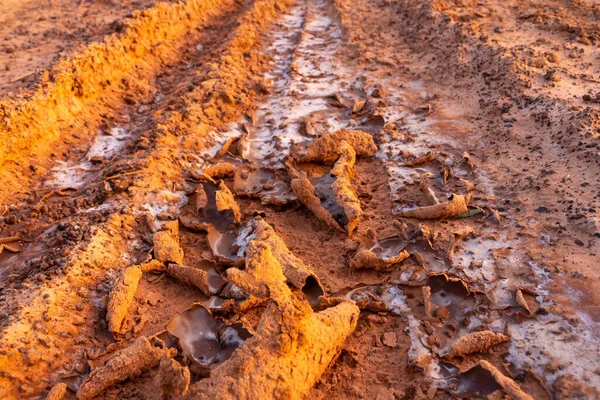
[[461, 151, 476, 169], [243, 218, 324, 296], [423, 286, 433, 317], [140, 259, 166, 273], [397, 193, 469, 220], [457, 176, 475, 192], [190, 181, 238, 232], [404, 151, 436, 167], [415, 104, 433, 117], [202, 163, 235, 180], [287, 163, 344, 233], [215, 136, 244, 159], [165, 304, 251, 375], [107, 265, 142, 334], [447, 330, 510, 358], [331, 140, 357, 179], [77, 336, 173, 400], [153, 225, 184, 265], [420, 172, 440, 204], [327, 92, 353, 108], [441, 166, 450, 186], [351, 234, 410, 271], [155, 355, 190, 399], [166, 263, 210, 296], [331, 141, 362, 235], [0, 235, 22, 254], [446, 226, 475, 257], [338, 285, 392, 312], [215, 181, 241, 224], [514, 288, 539, 316], [351, 248, 410, 271], [299, 129, 378, 164], [352, 98, 367, 115], [0, 235, 22, 245], [46, 382, 68, 400], [185, 300, 359, 399], [479, 360, 534, 400], [486, 206, 501, 224], [196, 184, 209, 211], [515, 289, 531, 316], [153, 221, 183, 264]]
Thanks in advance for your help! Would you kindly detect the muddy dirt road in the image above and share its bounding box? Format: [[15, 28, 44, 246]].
[[0, 0, 599, 398]]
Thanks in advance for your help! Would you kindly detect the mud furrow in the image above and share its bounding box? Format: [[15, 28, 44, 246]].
[[0, 0, 296, 396], [331, 0, 600, 397], [0, 0, 241, 204]]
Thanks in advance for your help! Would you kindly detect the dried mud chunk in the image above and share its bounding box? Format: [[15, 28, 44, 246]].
[[77, 337, 173, 400], [478, 360, 534, 400], [215, 181, 241, 224], [107, 265, 142, 334], [287, 163, 344, 233], [331, 141, 362, 235], [186, 247, 359, 400], [153, 222, 184, 265], [166, 263, 210, 296], [202, 163, 235, 180], [226, 241, 290, 302], [155, 355, 190, 398], [300, 129, 378, 164], [397, 194, 469, 220], [186, 300, 359, 399], [46, 382, 68, 400], [448, 331, 509, 358], [244, 218, 324, 295]]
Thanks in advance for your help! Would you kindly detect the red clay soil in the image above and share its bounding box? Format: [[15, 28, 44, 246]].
[[0, 0, 599, 399]]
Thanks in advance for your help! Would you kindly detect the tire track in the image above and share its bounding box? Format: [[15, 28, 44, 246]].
[[0, 0, 296, 396]]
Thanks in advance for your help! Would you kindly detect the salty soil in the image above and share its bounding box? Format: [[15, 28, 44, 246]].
[[0, 0, 600, 398]]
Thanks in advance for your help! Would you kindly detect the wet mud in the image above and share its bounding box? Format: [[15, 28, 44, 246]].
[[0, 0, 599, 398]]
